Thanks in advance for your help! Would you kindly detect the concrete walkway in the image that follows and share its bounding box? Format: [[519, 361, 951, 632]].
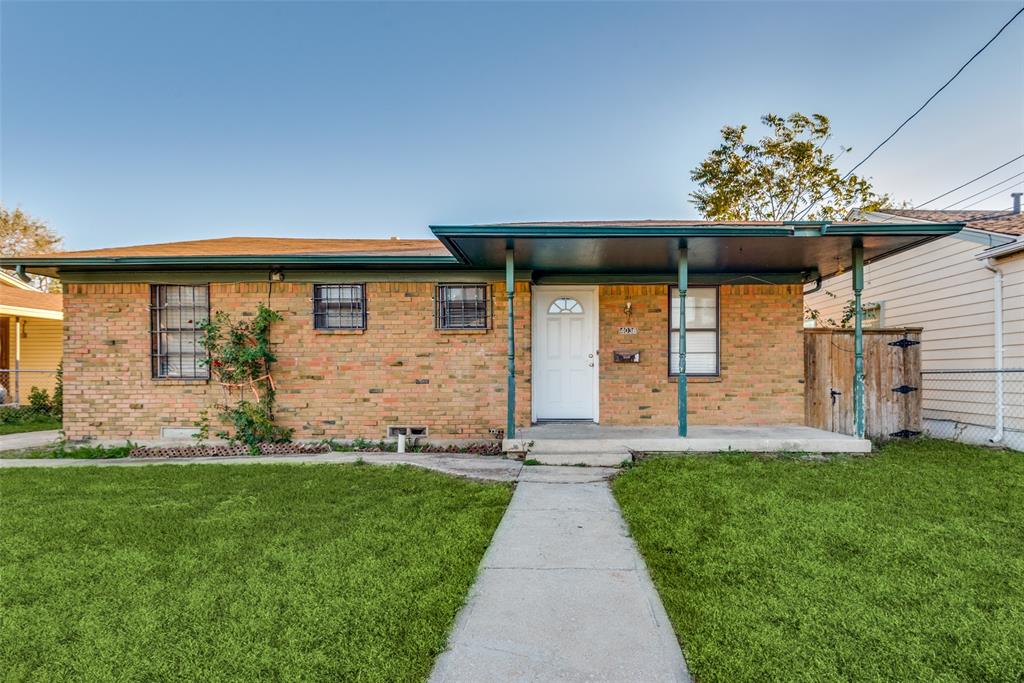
[[430, 467, 690, 683], [0, 429, 61, 453]]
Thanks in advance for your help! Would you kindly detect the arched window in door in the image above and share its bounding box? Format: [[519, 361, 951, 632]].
[[548, 298, 583, 314]]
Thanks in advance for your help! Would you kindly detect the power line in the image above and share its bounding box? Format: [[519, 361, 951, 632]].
[[794, 4, 1024, 219], [959, 182, 1024, 210], [940, 171, 1024, 209], [915, 154, 1024, 207]]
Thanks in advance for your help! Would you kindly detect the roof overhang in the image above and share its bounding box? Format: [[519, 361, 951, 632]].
[[430, 222, 965, 281], [0, 304, 63, 320], [976, 236, 1024, 261], [2, 221, 965, 282], [1, 254, 460, 279]]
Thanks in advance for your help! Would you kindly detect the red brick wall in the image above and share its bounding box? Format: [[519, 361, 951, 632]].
[[62, 280, 802, 441], [598, 284, 804, 425], [63, 281, 531, 441]]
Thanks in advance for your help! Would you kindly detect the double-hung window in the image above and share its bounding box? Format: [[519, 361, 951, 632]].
[[669, 286, 719, 376], [435, 284, 489, 330], [313, 284, 366, 330], [150, 285, 210, 379]]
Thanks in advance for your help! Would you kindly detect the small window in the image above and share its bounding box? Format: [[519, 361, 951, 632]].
[[862, 302, 883, 329], [313, 284, 366, 330], [548, 297, 583, 314], [150, 285, 210, 379], [436, 284, 489, 329], [669, 286, 719, 376]]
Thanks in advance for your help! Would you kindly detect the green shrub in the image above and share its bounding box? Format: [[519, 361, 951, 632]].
[[28, 387, 53, 415], [51, 363, 63, 419]]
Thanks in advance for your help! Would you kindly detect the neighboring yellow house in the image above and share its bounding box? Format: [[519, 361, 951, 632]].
[[0, 270, 63, 405]]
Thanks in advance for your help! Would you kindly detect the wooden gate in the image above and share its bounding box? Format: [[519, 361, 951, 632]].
[[804, 328, 922, 439]]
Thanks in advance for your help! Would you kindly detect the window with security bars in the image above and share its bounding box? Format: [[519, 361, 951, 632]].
[[669, 286, 719, 376], [313, 284, 366, 330], [435, 284, 490, 330], [150, 285, 210, 379]]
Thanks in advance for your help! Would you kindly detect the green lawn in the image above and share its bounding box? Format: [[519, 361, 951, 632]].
[[0, 415, 61, 435], [1, 463, 511, 681], [613, 440, 1024, 683]]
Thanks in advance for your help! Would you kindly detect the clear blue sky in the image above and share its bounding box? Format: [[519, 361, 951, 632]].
[[2, 1, 1022, 250]]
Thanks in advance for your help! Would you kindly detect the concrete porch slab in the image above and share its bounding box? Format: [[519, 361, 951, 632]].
[[506, 423, 872, 455]]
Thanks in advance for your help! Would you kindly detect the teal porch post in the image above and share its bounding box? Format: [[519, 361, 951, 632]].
[[677, 244, 688, 437], [852, 240, 865, 439], [505, 247, 516, 439]]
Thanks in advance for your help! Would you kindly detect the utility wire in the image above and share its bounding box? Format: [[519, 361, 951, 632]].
[[915, 153, 1024, 207], [940, 171, 1024, 209], [793, 4, 1024, 219], [959, 182, 1024, 210]]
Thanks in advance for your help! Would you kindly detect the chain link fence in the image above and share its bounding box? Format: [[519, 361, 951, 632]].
[[920, 369, 1024, 451], [0, 369, 60, 407]]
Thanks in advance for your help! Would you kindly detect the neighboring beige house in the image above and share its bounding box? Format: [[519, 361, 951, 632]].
[[805, 196, 1024, 450], [0, 270, 63, 405]]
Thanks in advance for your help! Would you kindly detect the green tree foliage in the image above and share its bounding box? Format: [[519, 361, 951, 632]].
[[1, 204, 63, 291], [1, 205, 62, 256], [690, 113, 894, 221]]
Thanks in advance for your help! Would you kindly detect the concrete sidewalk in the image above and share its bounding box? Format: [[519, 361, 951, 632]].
[[0, 429, 61, 453], [430, 469, 690, 683]]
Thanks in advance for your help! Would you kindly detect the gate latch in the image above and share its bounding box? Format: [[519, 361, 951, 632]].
[[830, 388, 842, 406], [892, 385, 918, 394]]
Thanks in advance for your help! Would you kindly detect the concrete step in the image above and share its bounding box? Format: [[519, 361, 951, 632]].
[[505, 438, 632, 454], [526, 451, 631, 467]]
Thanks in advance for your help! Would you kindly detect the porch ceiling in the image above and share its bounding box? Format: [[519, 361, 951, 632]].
[[430, 221, 965, 281]]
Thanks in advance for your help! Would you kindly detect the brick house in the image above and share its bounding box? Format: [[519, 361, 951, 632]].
[[3, 220, 962, 445]]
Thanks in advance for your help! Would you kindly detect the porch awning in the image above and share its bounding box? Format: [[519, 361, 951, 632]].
[[430, 220, 965, 281]]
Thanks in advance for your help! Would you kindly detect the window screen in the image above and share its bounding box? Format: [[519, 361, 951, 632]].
[[150, 285, 210, 379], [669, 286, 719, 376]]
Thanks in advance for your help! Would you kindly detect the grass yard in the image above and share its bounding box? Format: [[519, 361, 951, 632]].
[[0, 414, 61, 435], [1, 463, 511, 682], [613, 439, 1024, 683]]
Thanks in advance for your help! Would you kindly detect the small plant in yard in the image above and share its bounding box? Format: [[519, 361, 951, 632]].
[[198, 304, 292, 454], [321, 437, 503, 455], [523, 458, 541, 466], [27, 386, 53, 414], [51, 362, 63, 419], [0, 387, 61, 435]]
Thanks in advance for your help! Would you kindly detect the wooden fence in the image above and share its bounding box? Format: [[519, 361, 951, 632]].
[[804, 328, 922, 439]]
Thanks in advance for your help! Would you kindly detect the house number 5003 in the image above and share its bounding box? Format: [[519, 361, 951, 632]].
[[618, 327, 638, 335]]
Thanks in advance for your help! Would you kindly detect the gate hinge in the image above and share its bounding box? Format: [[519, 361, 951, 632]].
[[889, 338, 920, 348], [892, 385, 918, 394], [889, 429, 922, 438]]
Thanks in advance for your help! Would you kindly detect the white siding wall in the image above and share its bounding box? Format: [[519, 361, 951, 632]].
[[1000, 250, 1024, 368], [805, 235, 1024, 449]]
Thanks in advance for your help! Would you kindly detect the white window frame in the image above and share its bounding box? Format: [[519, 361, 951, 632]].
[[669, 285, 720, 377]]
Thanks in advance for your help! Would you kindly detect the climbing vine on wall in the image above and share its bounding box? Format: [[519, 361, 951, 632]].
[[196, 304, 293, 453]]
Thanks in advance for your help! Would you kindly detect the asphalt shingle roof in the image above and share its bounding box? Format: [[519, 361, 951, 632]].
[[877, 209, 1024, 237], [27, 236, 450, 259]]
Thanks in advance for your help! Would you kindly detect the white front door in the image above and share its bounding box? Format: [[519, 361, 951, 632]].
[[533, 287, 598, 421]]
